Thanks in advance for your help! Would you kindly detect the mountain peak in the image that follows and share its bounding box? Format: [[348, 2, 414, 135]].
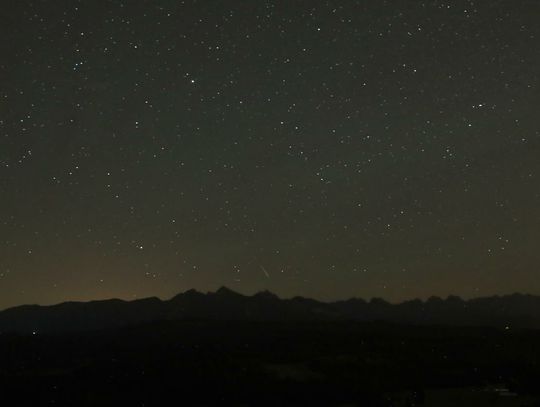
[[170, 288, 203, 302], [214, 286, 243, 297]]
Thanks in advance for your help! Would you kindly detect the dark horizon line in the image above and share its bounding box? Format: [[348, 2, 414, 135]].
[[2, 286, 538, 313]]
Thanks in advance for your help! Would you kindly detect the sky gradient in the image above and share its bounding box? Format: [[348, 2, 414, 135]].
[[1, 0, 539, 309]]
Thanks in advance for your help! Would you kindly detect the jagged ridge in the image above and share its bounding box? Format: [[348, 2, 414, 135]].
[[1, 288, 539, 333]]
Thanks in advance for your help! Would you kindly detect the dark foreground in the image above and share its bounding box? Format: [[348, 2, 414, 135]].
[[1, 320, 540, 406]]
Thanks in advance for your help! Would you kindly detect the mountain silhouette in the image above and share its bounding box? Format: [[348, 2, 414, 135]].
[[1, 288, 539, 334]]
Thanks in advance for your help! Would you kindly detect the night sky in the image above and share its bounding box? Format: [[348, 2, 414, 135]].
[[1, 0, 539, 309]]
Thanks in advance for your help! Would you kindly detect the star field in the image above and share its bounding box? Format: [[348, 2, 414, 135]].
[[1, 0, 539, 309]]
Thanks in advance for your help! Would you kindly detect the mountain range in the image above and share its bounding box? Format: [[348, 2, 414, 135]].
[[1, 287, 539, 334]]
